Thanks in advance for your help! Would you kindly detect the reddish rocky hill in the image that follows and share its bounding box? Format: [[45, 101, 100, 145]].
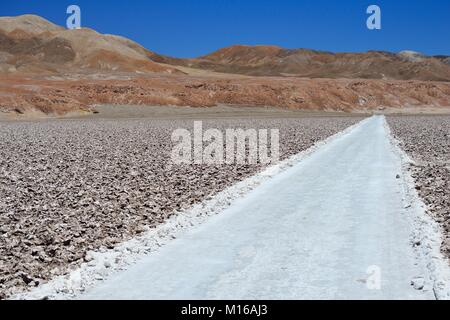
[[153, 45, 450, 81]]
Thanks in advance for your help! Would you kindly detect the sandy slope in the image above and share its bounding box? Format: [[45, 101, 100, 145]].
[[76, 116, 443, 300], [1, 76, 449, 116]]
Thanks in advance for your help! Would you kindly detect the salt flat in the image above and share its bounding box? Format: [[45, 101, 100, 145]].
[[80, 116, 436, 300]]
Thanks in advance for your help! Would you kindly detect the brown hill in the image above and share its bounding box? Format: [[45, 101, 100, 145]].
[[0, 15, 183, 75], [153, 45, 450, 81]]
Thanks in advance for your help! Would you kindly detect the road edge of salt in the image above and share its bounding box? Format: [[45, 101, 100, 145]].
[[384, 116, 450, 300]]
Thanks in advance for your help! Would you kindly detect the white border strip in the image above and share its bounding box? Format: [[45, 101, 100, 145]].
[[383, 116, 450, 300]]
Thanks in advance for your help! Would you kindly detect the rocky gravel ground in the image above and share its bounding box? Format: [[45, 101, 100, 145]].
[[387, 115, 450, 259], [0, 115, 362, 299]]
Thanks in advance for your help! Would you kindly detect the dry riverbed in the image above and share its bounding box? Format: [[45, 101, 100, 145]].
[[0, 110, 363, 299]]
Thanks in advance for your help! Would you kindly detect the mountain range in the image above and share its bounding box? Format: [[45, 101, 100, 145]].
[[0, 14, 449, 116], [1, 14, 449, 81]]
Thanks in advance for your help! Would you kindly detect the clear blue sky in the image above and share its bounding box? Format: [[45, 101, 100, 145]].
[[1, 0, 449, 57]]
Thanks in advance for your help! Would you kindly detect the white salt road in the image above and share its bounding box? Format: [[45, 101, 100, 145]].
[[81, 116, 435, 300]]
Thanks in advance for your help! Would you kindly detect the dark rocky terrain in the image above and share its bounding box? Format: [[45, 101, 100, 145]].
[[0, 115, 363, 299]]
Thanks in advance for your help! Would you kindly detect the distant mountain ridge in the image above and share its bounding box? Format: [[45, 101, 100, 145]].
[[0, 15, 449, 81], [152, 45, 450, 81]]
